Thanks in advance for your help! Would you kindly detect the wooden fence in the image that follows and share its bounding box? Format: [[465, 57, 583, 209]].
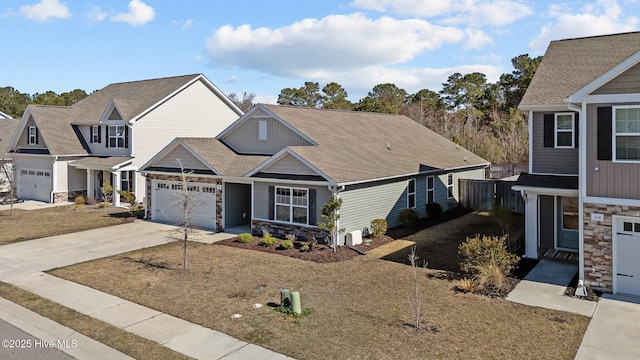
[[458, 178, 524, 214], [485, 163, 528, 179]]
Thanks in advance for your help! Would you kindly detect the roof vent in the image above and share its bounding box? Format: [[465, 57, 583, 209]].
[[387, 142, 391, 150]]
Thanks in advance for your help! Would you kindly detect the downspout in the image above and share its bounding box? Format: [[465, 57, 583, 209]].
[[327, 184, 345, 248], [51, 155, 58, 203], [567, 102, 586, 288]]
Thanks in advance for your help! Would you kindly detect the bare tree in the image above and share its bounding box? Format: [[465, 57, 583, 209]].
[[168, 159, 201, 270], [407, 246, 428, 331], [228, 92, 256, 112]]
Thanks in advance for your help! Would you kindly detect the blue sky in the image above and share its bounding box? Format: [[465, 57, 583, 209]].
[[2, 0, 640, 103]]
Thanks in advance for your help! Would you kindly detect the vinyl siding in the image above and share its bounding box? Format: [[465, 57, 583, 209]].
[[80, 124, 131, 157], [154, 145, 209, 170], [13, 155, 53, 171], [262, 153, 319, 176], [253, 181, 330, 225], [340, 179, 408, 234], [67, 161, 86, 191], [531, 112, 579, 174], [586, 102, 640, 199], [222, 117, 311, 154], [16, 116, 46, 150], [55, 160, 69, 192], [593, 63, 640, 95]]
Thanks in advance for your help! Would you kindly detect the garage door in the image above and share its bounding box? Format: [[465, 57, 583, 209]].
[[152, 180, 217, 230], [18, 169, 52, 202], [615, 217, 640, 296]]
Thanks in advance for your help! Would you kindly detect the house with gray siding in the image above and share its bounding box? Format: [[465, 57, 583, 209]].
[[5, 74, 242, 205], [0, 117, 18, 191], [141, 104, 488, 242], [513, 31, 640, 296]]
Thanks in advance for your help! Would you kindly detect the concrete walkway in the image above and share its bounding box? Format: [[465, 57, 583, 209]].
[[0, 221, 291, 360], [0, 200, 73, 212]]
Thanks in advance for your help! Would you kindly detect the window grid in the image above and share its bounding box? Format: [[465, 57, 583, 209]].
[[28, 126, 37, 145], [407, 179, 416, 209], [614, 106, 640, 161], [109, 125, 125, 148], [427, 176, 434, 204], [447, 173, 454, 199], [92, 126, 99, 143], [275, 186, 308, 224], [555, 113, 574, 148]]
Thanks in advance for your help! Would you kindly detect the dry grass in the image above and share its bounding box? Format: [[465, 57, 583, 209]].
[[0, 282, 192, 360], [50, 212, 588, 360], [0, 205, 130, 245]]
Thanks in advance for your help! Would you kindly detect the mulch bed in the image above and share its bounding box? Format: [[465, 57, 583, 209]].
[[216, 235, 395, 263], [386, 206, 473, 239]]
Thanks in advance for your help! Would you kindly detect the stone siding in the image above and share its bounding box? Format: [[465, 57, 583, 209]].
[[252, 220, 328, 242], [53, 190, 87, 203], [145, 174, 223, 230], [583, 203, 640, 293]]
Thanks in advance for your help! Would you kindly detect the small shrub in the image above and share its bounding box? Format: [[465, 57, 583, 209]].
[[300, 244, 310, 252], [458, 234, 519, 278], [426, 202, 443, 220], [473, 262, 505, 289], [456, 278, 480, 293], [279, 240, 294, 250], [285, 233, 297, 242], [370, 219, 388, 238], [399, 208, 418, 227], [74, 195, 86, 205], [259, 236, 277, 247], [237, 233, 254, 243]]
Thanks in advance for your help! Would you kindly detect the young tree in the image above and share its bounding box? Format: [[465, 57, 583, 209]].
[[0, 159, 15, 216], [117, 190, 138, 218], [169, 159, 201, 270], [407, 246, 428, 331], [317, 195, 344, 252], [100, 181, 113, 208]]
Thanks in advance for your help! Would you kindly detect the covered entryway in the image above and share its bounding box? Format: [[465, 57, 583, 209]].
[[224, 183, 251, 232], [17, 169, 51, 202], [151, 180, 217, 230], [614, 216, 640, 296]]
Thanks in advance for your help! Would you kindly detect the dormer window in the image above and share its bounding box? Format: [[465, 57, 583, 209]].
[[109, 125, 126, 148], [28, 126, 37, 145]]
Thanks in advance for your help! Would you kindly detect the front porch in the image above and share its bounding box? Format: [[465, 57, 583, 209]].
[[69, 157, 135, 207]]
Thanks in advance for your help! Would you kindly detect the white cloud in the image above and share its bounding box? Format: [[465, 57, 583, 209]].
[[84, 4, 107, 22], [206, 13, 466, 78], [112, 0, 155, 27], [463, 29, 494, 50], [529, 0, 640, 52], [182, 19, 194, 30], [20, 0, 70, 21], [350, 0, 532, 27]]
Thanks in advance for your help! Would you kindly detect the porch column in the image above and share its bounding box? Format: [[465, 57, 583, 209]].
[[524, 193, 538, 259], [112, 171, 121, 207], [86, 169, 94, 199]]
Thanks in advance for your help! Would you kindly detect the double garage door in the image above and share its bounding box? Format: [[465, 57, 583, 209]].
[[151, 180, 217, 230], [615, 217, 640, 296], [17, 169, 52, 202]]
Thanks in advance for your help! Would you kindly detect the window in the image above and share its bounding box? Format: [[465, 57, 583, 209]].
[[275, 186, 308, 224], [156, 182, 169, 190], [614, 106, 640, 161], [427, 176, 434, 204], [202, 186, 215, 193], [447, 173, 454, 199], [407, 179, 416, 208], [555, 113, 574, 148], [109, 125, 125, 148], [561, 197, 579, 231], [623, 221, 640, 233], [92, 125, 99, 143], [28, 126, 37, 145], [259, 120, 267, 141], [121, 171, 131, 192]]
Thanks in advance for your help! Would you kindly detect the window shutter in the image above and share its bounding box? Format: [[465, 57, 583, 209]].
[[34, 128, 38, 145], [125, 126, 129, 148], [105, 126, 109, 148], [543, 114, 554, 147], [308, 189, 316, 225], [597, 107, 613, 160], [574, 112, 579, 148], [268, 186, 275, 220], [97, 126, 102, 143], [90, 126, 94, 143]]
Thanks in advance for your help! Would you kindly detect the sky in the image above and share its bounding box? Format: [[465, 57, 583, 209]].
[[2, 0, 640, 104]]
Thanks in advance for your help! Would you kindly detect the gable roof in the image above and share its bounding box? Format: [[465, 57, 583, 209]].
[[0, 111, 12, 119], [520, 31, 640, 109], [217, 104, 488, 184], [0, 118, 19, 159]]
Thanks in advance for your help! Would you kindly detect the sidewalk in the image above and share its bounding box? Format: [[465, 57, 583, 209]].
[[0, 220, 292, 360]]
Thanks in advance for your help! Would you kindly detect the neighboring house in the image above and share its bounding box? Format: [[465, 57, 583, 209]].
[[0, 117, 18, 191], [6, 74, 243, 205], [141, 104, 489, 241], [513, 31, 640, 296]]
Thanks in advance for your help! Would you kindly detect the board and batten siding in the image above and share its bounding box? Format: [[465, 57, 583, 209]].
[[253, 181, 330, 225], [593, 63, 640, 95], [154, 145, 208, 170], [222, 117, 311, 155], [586, 102, 640, 199], [531, 112, 579, 175], [262, 153, 318, 176]]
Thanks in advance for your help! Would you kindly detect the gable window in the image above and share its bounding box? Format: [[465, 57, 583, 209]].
[[427, 176, 434, 204], [275, 186, 308, 224], [109, 125, 125, 148], [447, 173, 454, 199], [407, 179, 416, 209], [258, 120, 267, 141], [28, 126, 37, 145], [614, 106, 640, 161], [555, 113, 574, 148]]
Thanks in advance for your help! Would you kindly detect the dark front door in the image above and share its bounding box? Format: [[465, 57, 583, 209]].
[[539, 195, 555, 254]]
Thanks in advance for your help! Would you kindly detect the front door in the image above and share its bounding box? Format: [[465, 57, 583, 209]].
[[615, 217, 640, 296]]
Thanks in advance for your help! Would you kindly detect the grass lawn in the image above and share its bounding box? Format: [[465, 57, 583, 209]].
[[0, 205, 132, 245], [49, 212, 589, 360]]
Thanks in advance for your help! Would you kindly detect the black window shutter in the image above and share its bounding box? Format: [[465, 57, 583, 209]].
[[543, 114, 554, 147], [308, 189, 316, 225], [89, 126, 94, 143], [268, 186, 275, 220], [97, 126, 102, 143], [34, 128, 38, 145], [597, 107, 613, 160], [574, 112, 579, 148], [125, 126, 129, 148], [105, 126, 109, 148]]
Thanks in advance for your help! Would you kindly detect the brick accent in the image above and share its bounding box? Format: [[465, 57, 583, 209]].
[[53, 190, 87, 203], [252, 219, 328, 242], [145, 174, 223, 230], [583, 203, 640, 293]]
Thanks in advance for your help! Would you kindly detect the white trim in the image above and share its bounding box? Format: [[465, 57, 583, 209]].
[[426, 175, 434, 204], [611, 215, 640, 295], [446, 173, 454, 199], [584, 196, 640, 207], [579, 102, 587, 282], [245, 147, 333, 181], [138, 138, 221, 175], [407, 178, 416, 209], [258, 120, 267, 141], [555, 196, 580, 252], [91, 125, 100, 143], [99, 100, 124, 123], [511, 185, 578, 197], [528, 111, 533, 174], [554, 112, 575, 148], [28, 126, 37, 145], [274, 186, 309, 225], [612, 105, 640, 162], [519, 104, 574, 112], [584, 93, 640, 104], [528, 172, 579, 176]]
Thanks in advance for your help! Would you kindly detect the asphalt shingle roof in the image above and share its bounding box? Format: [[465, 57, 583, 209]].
[[178, 138, 269, 177], [0, 118, 19, 158], [520, 31, 640, 108]]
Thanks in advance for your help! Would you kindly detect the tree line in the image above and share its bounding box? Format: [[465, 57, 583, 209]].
[[0, 88, 89, 118]]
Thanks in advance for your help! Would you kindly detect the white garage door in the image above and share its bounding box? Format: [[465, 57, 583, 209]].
[[615, 217, 640, 296], [152, 180, 217, 230], [18, 169, 52, 202]]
